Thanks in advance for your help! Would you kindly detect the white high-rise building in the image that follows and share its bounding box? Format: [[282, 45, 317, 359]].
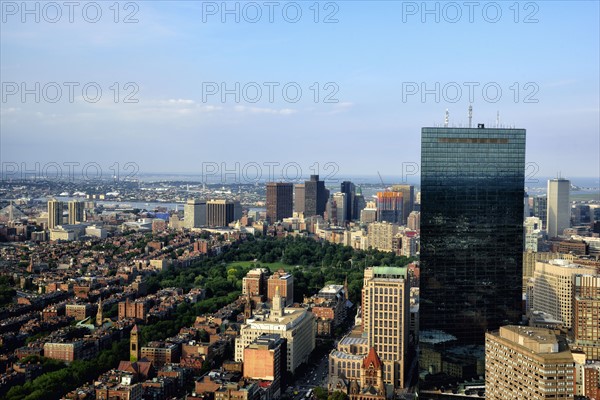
[[532, 259, 596, 328], [333, 192, 346, 225], [184, 199, 206, 229], [547, 178, 570, 238]]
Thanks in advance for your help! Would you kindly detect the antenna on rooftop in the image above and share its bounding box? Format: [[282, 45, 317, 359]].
[[468, 105, 473, 128], [444, 109, 449, 127], [496, 111, 500, 128]]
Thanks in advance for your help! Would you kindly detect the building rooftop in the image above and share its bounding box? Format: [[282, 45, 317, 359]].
[[330, 350, 364, 360]]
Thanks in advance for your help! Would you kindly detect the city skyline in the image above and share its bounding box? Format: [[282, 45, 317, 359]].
[[1, 2, 599, 178]]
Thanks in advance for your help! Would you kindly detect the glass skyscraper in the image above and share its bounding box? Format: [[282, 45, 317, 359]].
[[420, 126, 526, 379]]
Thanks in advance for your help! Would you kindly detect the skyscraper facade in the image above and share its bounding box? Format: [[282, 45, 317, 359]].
[[340, 181, 356, 221], [47, 198, 63, 229], [206, 199, 235, 227], [485, 326, 575, 400], [362, 266, 410, 389], [354, 186, 367, 220], [391, 185, 415, 225], [573, 274, 600, 360], [376, 192, 403, 224], [294, 184, 305, 214], [333, 192, 347, 225], [547, 178, 571, 238], [304, 175, 328, 217], [68, 200, 84, 224], [184, 198, 206, 229], [533, 195, 548, 228], [266, 182, 293, 223], [420, 126, 526, 359]]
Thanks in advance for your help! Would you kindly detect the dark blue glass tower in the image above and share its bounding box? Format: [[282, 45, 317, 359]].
[[420, 126, 526, 378]]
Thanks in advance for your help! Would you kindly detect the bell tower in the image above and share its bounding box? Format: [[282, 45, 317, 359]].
[[130, 324, 140, 362]]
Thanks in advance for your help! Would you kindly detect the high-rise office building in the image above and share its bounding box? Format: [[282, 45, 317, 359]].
[[420, 126, 526, 375], [266, 182, 293, 223], [340, 181, 356, 221], [485, 326, 575, 400], [303, 175, 328, 217], [354, 186, 367, 220], [573, 274, 600, 360], [547, 178, 571, 238], [47, 198, 63, 229], [294, 184, 305, 214], [184, 198, 206, 229], [391, 185, 415, 225], [376, 192, 403, 224], [362, 266, 410, 389], [407, 211, 420, 231], [533, 195, 548, 228], [531, 259, 596, 328], [333, 192, 347, 225], [67, 200, 84, 224], [206, 199, 235, 227]]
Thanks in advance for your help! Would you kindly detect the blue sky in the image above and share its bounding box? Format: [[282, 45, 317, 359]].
[[1, 1, 599, 181]]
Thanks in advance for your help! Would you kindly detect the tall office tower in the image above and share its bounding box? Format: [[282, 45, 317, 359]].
[[485, 326, 575, 400], [420, 126, 526, 378], [234, 201, 243, 221], [524, 192, 531, 218], [294, 184, 305, 214], [376, 192, 403, 224], [206, 199, 235, 227], [47, 198, 63, 229], [266, 182, 293, 223], [531, 259, 596, 328], [361, 201, 378, 224], [407, 211, 420, 231], [333, 192, 347, 225], [524, 216, 543, 252], [547, 178, 571, 238], [573, 274, 600, 360], [533, 195, 548, 228], [67, 200, 84, 224], [340, 181, 356, 221], [304, 175, 328, 217], [325, 196, 336, 224], [184, 198, 206, 229], [354, 186, 367, 219], [362, 266, 410, 389], [391, 185, 415, 225]]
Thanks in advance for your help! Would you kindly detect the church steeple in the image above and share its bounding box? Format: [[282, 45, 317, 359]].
[[244, 294, 252, 319], [130, 324, 140, 362]]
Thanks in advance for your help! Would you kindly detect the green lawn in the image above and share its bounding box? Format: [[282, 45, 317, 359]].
[[228, 261, 294, 271]]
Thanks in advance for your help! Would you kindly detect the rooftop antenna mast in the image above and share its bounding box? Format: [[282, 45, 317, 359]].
[[444, 109, 449, 127], [468, 105, 473, 128], [496, 111, 500, 128]]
